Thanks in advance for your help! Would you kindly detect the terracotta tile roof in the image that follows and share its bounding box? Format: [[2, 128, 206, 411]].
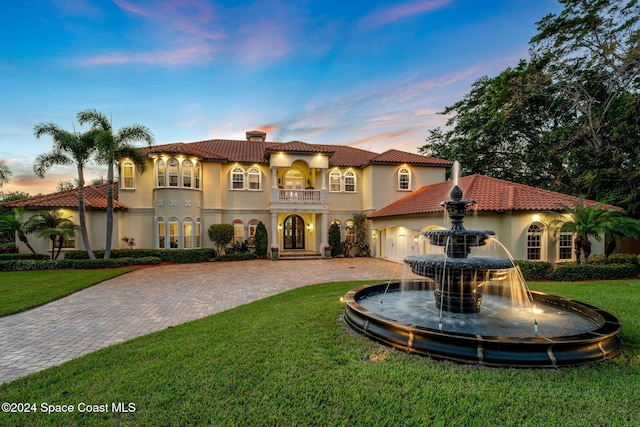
[[141, 138, 450, 168], [1, 183, 125, 210], [368, 174, 620, 219], [368, 149, 453, 166]]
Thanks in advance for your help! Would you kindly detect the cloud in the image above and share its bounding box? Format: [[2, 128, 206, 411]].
[[347, 129, 412, 147], [359, 0, 452, 31], [78, 43, 219, 66]]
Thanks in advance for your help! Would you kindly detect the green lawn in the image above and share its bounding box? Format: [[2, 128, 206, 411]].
[[0, 268, 138, 316], [0, 278, 639, 426]]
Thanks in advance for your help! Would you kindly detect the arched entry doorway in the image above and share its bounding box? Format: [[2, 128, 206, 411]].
[[284, 214, 305, 249]]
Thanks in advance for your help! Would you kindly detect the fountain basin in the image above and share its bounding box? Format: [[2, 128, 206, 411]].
[[343, 281, 622, 368]]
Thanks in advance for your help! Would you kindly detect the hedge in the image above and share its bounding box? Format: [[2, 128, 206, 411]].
[[589, 254, 640, 266], [0, 257, 162, 272], [515, 260, 554, 281], [549, 263, 640, 282], [64, 248, 216, 263], [0, 253, 49, 261], [215, 253, 259, 262]]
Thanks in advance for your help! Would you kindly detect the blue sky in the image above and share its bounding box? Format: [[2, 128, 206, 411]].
[[0, 0, 561, 195]]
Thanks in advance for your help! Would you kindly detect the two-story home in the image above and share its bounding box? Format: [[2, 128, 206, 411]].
[[5, 131, 451, 256]]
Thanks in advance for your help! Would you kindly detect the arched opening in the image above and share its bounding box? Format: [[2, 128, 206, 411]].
[[283, 214, 305, 250], [283, 169, 304, 190]]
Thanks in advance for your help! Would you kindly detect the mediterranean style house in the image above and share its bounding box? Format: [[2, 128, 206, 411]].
[[4, 131, 613, 262]]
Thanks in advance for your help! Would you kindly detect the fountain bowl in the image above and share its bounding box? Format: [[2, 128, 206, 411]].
[[343, 280, 622, 368]]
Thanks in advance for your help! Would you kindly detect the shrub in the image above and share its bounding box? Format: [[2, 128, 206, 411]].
[[0, 245, 19, 254], [515, 260, 554, 281], [226, 240, 251, 255], [63, 248, 215, 263], [589, 254, 639, 265], [328, 223, 341, 257], [215, 253, 259, 262], [0, 253, 49, 261], [208, 224, 234, 255], [254, 221, 268, 258], [549, 263, 640, 281], [0, 257, 161, 271]]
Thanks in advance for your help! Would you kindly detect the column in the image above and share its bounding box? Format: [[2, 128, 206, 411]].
[[321, 168, 327, 190], [271, 212, 279, 250], [320, 212, 329, 255], [271, 167, 279, 189]]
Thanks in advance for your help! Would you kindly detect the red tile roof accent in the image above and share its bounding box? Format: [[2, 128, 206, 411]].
[[368, 174, 620, 219], [141, 138, 450, 168], [1, 183, 125, 210], [368, 149, 453, 166]]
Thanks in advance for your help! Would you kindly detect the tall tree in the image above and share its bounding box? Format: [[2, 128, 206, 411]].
[[0, 160, 12, 187], [26, 210, 75, 260], [77, 109, 154, 259], [33, 123, 98, 259]]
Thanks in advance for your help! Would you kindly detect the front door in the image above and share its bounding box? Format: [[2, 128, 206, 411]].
[[284, 214, 305, 249]]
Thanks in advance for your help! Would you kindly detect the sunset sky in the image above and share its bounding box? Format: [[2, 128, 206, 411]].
[[0, 0, 561, 195]]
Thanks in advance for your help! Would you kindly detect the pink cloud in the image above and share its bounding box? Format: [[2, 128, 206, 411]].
[[359, 0, 452, 30], [347, 129, 412, 147], [78, 43, 218, 66]]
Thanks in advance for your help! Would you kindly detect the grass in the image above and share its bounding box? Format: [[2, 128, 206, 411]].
[[0, 278, 639, 426], [0, 268, 138, 317]]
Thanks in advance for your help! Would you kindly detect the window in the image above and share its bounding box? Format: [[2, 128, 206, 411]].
[[157, 217, 166, 249], [169, 217, 179, 248], [344, 170, 356, 192], [329, 170, 341, 192], [284, 169, 304, 190], [248, 167, 261, 190], [527, 224, 543, 260], [195, 217, 201, 248], [398, 167, 411, 190], [248, 219, 259, 245], [558, 231, 574, 261], [194, 162, 201, 189], [168, 159, 179, 187], [63, 230, 76, 248], [122, 160, 135, 189], [157, 159, 165, 187], [345, 220, 355, 244], [182, 160, 193, 188], [233, 219, 244, 243], [232, 166, 244, 189], [183, 217, 193, 249]]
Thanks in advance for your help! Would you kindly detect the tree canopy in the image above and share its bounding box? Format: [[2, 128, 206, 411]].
[[420, 0, 640, 216]]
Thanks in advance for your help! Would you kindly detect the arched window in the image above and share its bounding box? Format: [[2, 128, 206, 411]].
[[284, 169, 304, 190], [231, 166, 244, 190], [248, 219, 259, 245], [248, 167, 261, 190], [329, 170, 341, 192], [169, 217, 179, 248], [345, 220, 355, 244], [527, 224, 543, 260], [344, 170, 356, 192], [121, 160, 135, 189], [156, 159, 165, 187], [183, 217, 193, 249], [398, 167, 411, 190], [195, 217, 201, 248], [168, 158, 179, 187], [182, 160, 193, 188], [194, 162, 201, 189], [157, 217, 166, 249], [233, 219, 244, 243]]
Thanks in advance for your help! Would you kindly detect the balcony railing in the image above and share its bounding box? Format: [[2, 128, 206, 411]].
[[279, 189, 320, 203]]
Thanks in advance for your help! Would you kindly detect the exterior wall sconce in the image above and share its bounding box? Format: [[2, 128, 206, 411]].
[[372, 230, 377, 239], [278, 224, 283, 230]]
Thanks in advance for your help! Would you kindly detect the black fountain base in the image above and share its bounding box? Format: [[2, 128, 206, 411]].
[[343, 281, 622, 368]]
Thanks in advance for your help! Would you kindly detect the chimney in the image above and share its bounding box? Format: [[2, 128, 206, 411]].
[[246, 130, 267, 141]]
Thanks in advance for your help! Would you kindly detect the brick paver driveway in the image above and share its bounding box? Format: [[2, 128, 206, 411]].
[[0, 258, 417, 383]]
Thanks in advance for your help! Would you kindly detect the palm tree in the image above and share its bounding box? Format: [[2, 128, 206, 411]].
[[33, 122, 99, 259], [0, 206, 38, 255], [0, 160, 12, 187], [77, 109, 154, 259], [26, 210, 76, 260]]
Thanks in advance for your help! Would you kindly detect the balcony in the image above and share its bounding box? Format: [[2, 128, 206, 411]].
[[271, 188, 329, 207]]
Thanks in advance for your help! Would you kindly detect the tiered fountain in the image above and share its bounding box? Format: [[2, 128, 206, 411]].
[[343, 184, 622, 367]]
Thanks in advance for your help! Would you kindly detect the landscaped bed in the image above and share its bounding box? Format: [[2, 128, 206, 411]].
[[0, 278, 638, 426]]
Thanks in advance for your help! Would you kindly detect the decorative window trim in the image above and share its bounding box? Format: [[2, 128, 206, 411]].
[[121, 160, 135, 189], [247, 167, 262, 190], [344, 170, 356, 192], [526, 223, 544, 261], [398, 167, 411, 191], [329, 170, 342, 192], [231, 166, 245, 190], [155, 157, 202, 190], [168, 217, 179, 249]]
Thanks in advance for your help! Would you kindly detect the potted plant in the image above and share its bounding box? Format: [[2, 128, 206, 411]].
[[323, 245, 332, 258], [271, 245, 279, 259]]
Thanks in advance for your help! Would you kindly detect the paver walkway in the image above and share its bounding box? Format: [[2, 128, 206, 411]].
[[0, 258, 418, 384]]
